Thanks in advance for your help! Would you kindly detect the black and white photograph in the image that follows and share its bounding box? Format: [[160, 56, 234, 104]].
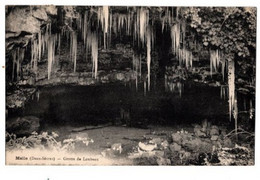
[[4, 4, 257, 167]]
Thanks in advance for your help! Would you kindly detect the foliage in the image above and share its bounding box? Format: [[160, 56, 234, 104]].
[[6, 131, 94, 152], [182, 7, 256, 58]]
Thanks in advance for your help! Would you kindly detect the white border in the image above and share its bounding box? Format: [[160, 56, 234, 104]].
[[1, 1, 259, 180]]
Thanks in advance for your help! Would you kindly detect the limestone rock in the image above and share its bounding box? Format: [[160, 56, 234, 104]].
[[169, 142, 182, 152], [156, 157, 171, 165], [32, 8, 48, 21], [183, 138, 213, 153], [161, 140, 169, 149], [210, 126, 220, 136], [223, 138, 235, 148], [138, 142, 157, 152], [149, 137, 163, 145], [211, 135, 219, 141], [44, 5, 57, 15], [171, 133, 182, 144], [115, 73, 125, 81], [6, 8, 42, 33], [111, 143, 123, 154]]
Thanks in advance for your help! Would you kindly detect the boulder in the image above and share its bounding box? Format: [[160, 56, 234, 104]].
[[195, 130, 207, 138], [111, 143, 123, 154], [6, 7, 42, 33], [171, 133, 182, 144], [138, 142, 157, 152], [149, 137, 163, 145], [183, 138, 213, 153], [223, 137, 235, 148], [169, 142, 182, 152], [44, 5, 57, 15], [32, 8, 48, 21], [6, 116, 40, 136], [161, 140, 169, 149], [210, 126, 220, 136], [115, 73, 125, 81], [156, 157, 171, 165], [211, 135, 219, 141]]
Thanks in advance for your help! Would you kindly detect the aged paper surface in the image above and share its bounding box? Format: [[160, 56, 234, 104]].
[[2, 0, 260, 180]]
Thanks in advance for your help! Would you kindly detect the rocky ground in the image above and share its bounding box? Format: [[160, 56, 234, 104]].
[[6, 119, 254, 165]]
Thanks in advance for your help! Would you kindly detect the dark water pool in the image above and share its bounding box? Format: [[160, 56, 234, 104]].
[[15, 79, 234, 127]]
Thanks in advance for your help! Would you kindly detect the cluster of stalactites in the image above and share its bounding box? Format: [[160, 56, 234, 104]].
[[112, 12, 133, 37], [85, 32, 98, 79], [171, 23, 180, 54], [47, 25, 60, 80], [170, 20, 192, 68], [161, 7, 177, 32], [98, 6, 110, 49], [209, 49, 227, 80], [77, 10, 99, 78], [29, 23, 60, 80], [210, 49, 220, 76], [177, 48, 193, 68], [11, 47, 25, 81]]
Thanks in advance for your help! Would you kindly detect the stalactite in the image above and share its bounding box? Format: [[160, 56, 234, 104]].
[[147, 26, 151, 91], [177, 48, 193, 68], [83, 11, 88, 45], [38, 31, 42, 61], [228, 60, 238, 124], [47, 35, 55, 80], [98, 6, 109, 49], [144, 81, 146, 96], [139, 54, 142, 77], [58, 33, 61, 55], [171, 23, 180, 55], [210, 49, 222, 76], [11, 50, 16, 81], [36, 90, 40, 102], [139, 7, 148, 45], [16, 48, 20, 80], [90, 32, 98, 79], [86, 31, 99, 78], [31, 39, 39, 75], [161, 7, 175, 32], [70, 31, 77, 72]]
